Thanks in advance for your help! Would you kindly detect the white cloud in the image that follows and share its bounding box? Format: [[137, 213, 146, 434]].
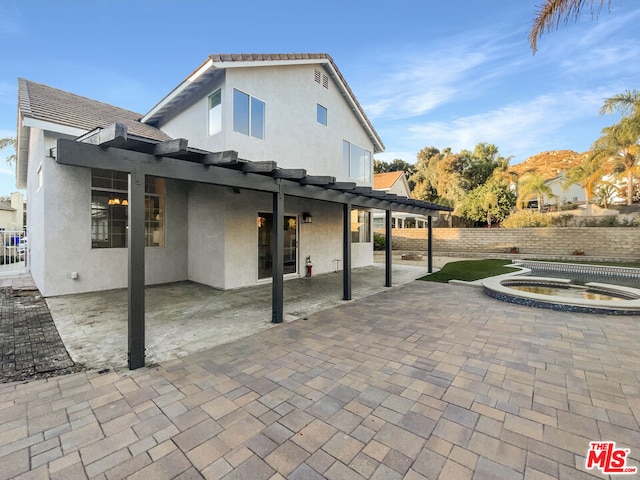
[[403, 89, 610, 161], [360, 33, 517, 121]]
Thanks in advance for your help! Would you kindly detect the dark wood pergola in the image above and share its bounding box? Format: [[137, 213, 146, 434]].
[[53, 123, 452, 369]]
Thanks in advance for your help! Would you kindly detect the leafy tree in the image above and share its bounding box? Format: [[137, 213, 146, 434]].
[[529, 0, 611, 53], [517, 172, 557, 211], [457, 181, 515, 227], [0, 137, 16, 165], [590, 117, 640, 205]]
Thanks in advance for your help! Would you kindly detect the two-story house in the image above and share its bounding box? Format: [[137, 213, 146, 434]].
[[17, 54, 448, 367]]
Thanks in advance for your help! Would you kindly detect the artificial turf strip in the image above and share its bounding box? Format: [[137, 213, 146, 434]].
[[419, 259, 519, 283]]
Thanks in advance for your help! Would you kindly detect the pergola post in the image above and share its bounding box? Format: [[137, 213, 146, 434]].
[[385, 209, 392, 287], [128, 169, 146, 369], [342, 202, 352, 300], [428, 215, 433, 274], [272, 188, 284, 323]]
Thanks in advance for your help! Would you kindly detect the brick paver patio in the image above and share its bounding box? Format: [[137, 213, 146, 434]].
[[1, 281, 639, 479]]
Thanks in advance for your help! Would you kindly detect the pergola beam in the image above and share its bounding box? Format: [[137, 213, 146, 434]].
[[80, 123, 128, 148], [154, 138, 188, 157], [243, 161, 277, 174], [203, 150, 239, 166]]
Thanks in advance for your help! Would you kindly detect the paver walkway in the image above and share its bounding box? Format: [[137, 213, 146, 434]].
[[1, 281, 639, 479]]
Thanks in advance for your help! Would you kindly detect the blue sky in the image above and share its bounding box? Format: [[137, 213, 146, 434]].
[[1, 0, 639, 195]]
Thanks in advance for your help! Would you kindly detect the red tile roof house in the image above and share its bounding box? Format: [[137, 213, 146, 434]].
[[16, 53, 448, 368], [373, 171, 429, 229]]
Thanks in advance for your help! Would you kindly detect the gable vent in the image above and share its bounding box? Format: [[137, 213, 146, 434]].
[[314, 69, 329, 89]]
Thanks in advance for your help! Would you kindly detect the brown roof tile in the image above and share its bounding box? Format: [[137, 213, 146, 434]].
[[374, 171, 404, 190], [18, 79, 171, 142]]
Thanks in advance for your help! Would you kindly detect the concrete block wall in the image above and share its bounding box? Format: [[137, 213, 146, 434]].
[[375, 227, 640, 259]]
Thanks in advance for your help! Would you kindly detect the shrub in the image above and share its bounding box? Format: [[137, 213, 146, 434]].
[[550, 214, 574, 227], [501, 210, 551, 228], [373, 233, 386, 250]]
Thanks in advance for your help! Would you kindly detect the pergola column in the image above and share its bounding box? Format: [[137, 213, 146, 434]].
[[342, 202, 352, 300], [385, 209, 392, 287], [128, 169, 146, 369], [272, 188, 284, 323], [428, 215, 433, 274]]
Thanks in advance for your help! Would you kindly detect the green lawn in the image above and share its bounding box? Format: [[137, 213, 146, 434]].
[[419, 259, 519, 283]]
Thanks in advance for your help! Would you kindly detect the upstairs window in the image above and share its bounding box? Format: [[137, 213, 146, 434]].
[[343, 140, 372, 183], [233, 89, 265, 140], [317, 104, 327, 126], [208, 89, 222, 135]]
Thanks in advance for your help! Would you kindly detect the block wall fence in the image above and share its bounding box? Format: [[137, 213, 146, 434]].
[[374, 228, 640, 259]]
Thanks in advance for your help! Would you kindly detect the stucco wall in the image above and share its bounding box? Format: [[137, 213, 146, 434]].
[[35, 149, 189, 296], [160, 64, 375, 185], [376, 227, 640, 259]]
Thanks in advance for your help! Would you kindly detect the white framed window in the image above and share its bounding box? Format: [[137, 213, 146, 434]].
[[317, 104, 327, 126], [343, 140, 372, 183], [90, 169, 165, 248], [233, 89, 265, 139], [208, 89, 222, 135]]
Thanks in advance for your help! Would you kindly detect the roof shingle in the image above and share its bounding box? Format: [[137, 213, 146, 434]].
[[18, 79, 171, 142]]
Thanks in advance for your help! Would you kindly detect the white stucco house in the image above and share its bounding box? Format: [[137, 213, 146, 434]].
[[17, 54, 447, 300], [17, 53, 450, 368]]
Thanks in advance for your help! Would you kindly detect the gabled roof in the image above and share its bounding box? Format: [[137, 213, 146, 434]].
[[141, 53, 385, 153], [18, 79, 171, 142], [374, 171, 405, 190]]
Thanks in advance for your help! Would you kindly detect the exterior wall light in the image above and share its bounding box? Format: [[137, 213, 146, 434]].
[[303, 212, 313, 224]]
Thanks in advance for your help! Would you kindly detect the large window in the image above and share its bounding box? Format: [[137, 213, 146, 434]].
[[351, 209, 371, 243], [343, 140, 372, 183], [91, 169, 165, 248], [233, 89, 265, 139], [208, 89, 221, 135]]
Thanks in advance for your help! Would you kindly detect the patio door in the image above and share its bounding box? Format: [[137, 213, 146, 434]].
[[257, 213, 298, 280]]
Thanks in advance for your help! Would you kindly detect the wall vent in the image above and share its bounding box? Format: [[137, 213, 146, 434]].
[[314, 69, 329, 89]]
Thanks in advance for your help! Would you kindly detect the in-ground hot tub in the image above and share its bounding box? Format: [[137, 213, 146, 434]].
[[483, 276, 640, 315]]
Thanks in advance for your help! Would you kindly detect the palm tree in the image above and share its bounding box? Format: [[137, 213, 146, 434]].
[[590, 118, 640, 205], [600, 89, 640, 118], [562, 154, 604, 205], [0, 137, 16, 165], [517, 172, 556, 211], [529, 0, 610, 53]]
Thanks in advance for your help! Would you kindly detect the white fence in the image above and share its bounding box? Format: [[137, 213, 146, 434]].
[[0, 230, 26, 274]]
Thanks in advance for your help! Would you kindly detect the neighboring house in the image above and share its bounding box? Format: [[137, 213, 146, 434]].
[[372, 171, 428, 228], [0, 192, 24, 231], [17, 54, 447, 300], [545, 175, 585, 206]]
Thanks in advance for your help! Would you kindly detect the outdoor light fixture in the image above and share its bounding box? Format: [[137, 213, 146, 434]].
[[303, 212, 313, 224]]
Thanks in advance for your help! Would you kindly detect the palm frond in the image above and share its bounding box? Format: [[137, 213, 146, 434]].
[[529, 0, 609, 53], [599, 89, 640, 116]]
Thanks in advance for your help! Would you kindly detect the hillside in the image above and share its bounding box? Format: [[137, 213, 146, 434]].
[[510, 150, 589, 180]]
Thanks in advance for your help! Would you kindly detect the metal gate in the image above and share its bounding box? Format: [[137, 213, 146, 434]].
[[0, 230, 27, 274]]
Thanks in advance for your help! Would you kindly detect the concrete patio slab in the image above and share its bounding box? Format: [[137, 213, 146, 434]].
[[46, 263, 433, 370], [1, 280, 638, 479]]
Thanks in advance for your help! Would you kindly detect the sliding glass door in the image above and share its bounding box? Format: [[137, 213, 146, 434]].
[[257, 213, 298, 279]]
